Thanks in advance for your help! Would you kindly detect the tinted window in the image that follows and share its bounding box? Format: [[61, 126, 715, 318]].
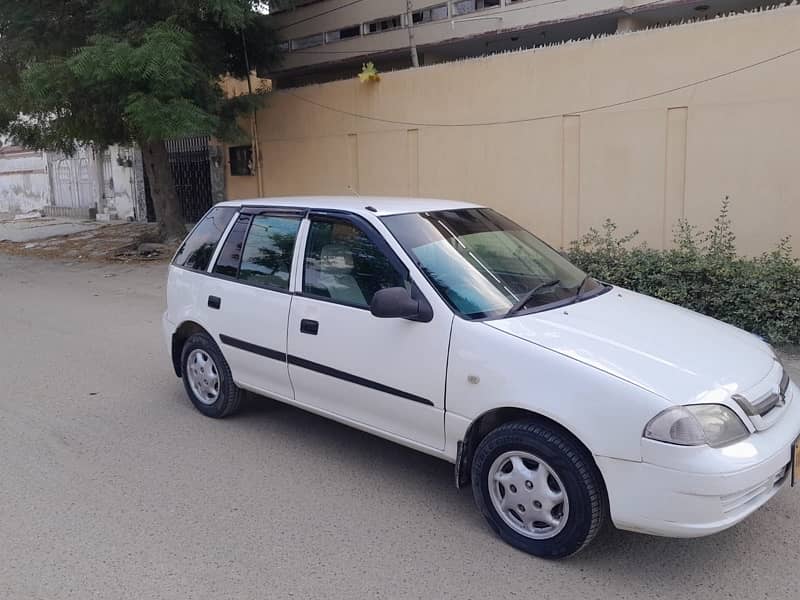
[[173, 207, 237, 271], [303, 219, 405, 308], [212, 214, 251, 278], [238, 215, 301, 290]]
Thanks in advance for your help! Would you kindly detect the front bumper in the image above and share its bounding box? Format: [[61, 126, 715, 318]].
[[598, 380, 799, 538]]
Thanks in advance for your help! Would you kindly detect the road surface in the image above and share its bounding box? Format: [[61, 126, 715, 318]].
[[1, 253, 798, 599]]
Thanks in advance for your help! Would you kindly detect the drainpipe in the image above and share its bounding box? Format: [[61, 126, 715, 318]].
[[249, 77, 264, 198], [241, 29, 264, 197]]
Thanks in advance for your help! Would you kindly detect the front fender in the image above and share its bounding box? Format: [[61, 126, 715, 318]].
[[446, 318, 671, 462]]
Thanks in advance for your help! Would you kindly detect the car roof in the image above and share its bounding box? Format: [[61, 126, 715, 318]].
[[214, 196, 482, 217]]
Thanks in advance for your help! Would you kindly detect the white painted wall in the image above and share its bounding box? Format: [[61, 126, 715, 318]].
[[0, 144, 143, 220], [0, 149, 50, 215], [104, 146, 140, 220]]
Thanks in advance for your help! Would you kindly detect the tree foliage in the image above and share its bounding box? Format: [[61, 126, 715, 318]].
[[0, 0, 286, 236]]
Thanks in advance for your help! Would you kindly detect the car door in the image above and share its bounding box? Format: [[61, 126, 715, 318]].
[[286, 211, 452, 451], [203, 207, 305, 402]]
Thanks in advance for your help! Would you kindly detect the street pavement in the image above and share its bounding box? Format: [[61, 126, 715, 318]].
[[1, 253, 798, 600], [0, 216, 100, 243]]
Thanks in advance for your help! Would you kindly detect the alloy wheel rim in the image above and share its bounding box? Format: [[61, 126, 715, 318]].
[[488, 450, 569, 540], [186, 349, 220, 406]]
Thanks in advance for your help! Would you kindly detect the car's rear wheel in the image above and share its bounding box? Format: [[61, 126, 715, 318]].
[[181, 333, 243, 418], [471, 420, 606, 559]]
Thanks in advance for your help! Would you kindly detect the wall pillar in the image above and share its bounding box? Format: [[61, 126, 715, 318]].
[[408, 129, 420, 197], [347, 133, 359, 194], [561, 115, 581, 247], [663, 107, 689, 247]]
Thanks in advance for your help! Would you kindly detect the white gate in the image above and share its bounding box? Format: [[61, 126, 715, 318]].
[[47, 147, 100, 209], [101, 151, 114, 206]]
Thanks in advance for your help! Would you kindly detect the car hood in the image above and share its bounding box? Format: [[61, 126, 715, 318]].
[[485, 287, 776, 405]]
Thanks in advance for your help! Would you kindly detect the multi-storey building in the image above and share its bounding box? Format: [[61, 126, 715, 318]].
[[270, 0, 770, 86]]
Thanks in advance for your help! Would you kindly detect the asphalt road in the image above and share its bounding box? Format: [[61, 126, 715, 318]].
[[1, 253, 798, 600]]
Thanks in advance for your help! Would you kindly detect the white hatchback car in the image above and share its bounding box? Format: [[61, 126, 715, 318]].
[[163, 197, 799, 558]]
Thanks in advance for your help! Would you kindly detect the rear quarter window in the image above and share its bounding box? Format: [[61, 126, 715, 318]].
[[173, 207, 237, 271]]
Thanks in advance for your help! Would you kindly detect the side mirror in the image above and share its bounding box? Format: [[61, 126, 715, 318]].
[[370, 286, 433, 322]]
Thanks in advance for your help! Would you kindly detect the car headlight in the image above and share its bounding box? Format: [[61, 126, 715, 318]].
[[644, 404, 750, 448]]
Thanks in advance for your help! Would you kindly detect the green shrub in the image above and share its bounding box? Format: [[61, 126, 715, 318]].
[[566, 199, 800, 345]]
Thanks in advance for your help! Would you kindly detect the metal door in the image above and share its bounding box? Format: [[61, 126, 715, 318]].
[[142, 137, 214, 223], [47, 147, 99, 209], [166, 137, 213, 223], [100, 151, 114, 208]]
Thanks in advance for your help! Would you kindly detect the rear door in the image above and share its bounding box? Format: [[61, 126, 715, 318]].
[[286, 211, 452, 451], [203, 207, 305, 401], [167, 205, 238, 340]]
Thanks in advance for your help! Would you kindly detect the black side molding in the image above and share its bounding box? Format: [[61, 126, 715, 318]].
[[288, 355, 433, 406], [220, 334, 287, 362], [218, 334, 433, 407]]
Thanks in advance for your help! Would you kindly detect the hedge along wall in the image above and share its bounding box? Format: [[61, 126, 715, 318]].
[[567, 200, 800, 345]]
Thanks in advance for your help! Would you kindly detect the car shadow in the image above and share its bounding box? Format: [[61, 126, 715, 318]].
[[235, 390, 479, 509]]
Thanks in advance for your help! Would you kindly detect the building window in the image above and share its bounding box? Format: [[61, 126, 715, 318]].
[[326, 24, 361, 43], [229, 145, 254, 176], [412, 3, 448, 24], [452, 0, 501, 16], [291, 32, 324, 50], [365, 15, 402, 34]]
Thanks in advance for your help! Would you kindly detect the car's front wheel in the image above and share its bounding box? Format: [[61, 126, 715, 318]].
[[471, 420, 607, 559], [180, 333, 243, 418]]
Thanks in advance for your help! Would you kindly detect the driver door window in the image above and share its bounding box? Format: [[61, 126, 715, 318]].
[[303, 219, 405, 308]]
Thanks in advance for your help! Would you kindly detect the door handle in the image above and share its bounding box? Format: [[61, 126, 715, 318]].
[[300, 319, 319, 335], [208, 295, 221, 310]]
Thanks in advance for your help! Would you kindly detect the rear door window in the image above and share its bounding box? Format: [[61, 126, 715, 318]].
[[173, 206, 237, 271], [237, 214, 302, 290], [213, 214, 252, 278]]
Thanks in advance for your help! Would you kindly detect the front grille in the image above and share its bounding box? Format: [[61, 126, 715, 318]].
[[753, 391, 784, 417], [733, 367, 792, 430], [721, 465, 789, 514]]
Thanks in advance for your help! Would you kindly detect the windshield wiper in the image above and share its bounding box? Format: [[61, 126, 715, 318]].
[[505, 279, 560, 317], [573, 275, 590, 302]]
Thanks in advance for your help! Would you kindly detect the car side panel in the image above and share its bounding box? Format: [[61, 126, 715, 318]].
[[445, 318, 671, 462], [166, 265, 219, 341], [166, 265, 294, 401], [203, 278, 294, 401]]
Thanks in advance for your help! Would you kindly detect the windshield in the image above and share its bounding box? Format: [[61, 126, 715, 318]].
[[382, 208, 603, 319]]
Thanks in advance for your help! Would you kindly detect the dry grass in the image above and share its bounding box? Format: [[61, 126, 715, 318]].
[[0, 222, 178, 263]]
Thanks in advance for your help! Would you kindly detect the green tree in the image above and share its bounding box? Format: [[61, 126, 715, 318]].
[[0, 0, 287, 239]]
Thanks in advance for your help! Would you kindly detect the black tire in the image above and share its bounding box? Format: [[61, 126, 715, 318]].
[[471, 420, 606, 559], [180, 332, 244, 418]]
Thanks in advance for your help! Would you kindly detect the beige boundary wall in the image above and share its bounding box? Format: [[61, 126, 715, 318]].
[[226, 6, 800, 255]]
